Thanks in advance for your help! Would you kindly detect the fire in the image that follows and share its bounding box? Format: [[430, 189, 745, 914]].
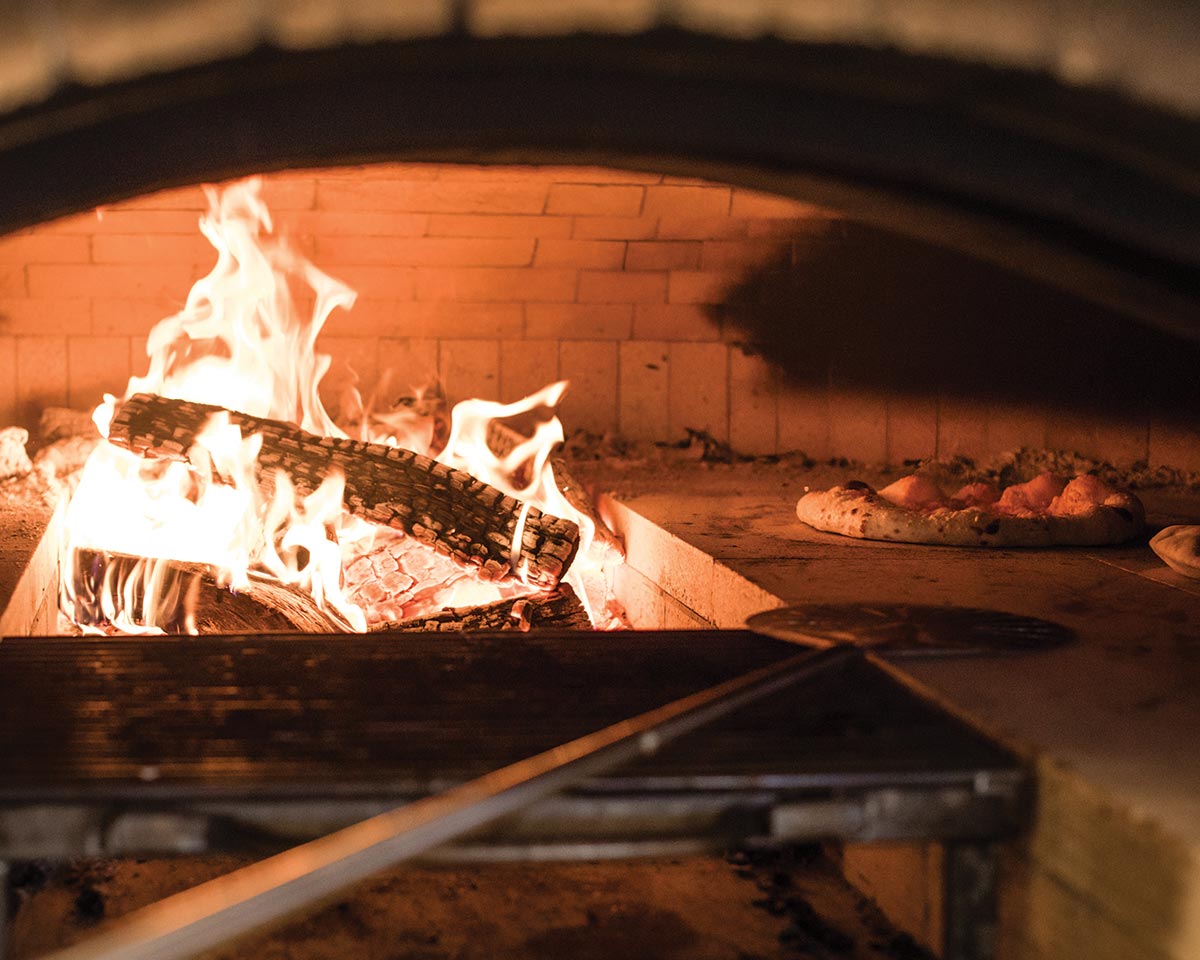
[[60, 179, 613, 635], [439, 383, 594, 571]]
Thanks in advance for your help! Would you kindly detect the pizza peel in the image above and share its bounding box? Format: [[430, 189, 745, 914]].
[[746, 603, 1075, 658]]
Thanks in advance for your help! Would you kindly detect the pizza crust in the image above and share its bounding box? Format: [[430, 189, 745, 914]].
[[1149, 525, 1200, 577], [796, 479, 1144, 547]]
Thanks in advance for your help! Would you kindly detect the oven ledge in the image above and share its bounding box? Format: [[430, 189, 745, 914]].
[[595, 461, 1200, 960]]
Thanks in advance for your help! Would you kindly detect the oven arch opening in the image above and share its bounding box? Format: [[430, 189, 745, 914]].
[[0, 27, 1196, 341]]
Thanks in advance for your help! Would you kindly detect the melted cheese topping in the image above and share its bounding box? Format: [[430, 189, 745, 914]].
[[995, 472, 1068, 516], [878, 475, 947, 511]]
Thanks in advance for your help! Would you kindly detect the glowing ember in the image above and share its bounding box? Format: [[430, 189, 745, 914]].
[[60, 179, 617, 635]]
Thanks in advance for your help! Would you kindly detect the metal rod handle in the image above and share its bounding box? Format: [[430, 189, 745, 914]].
[[41, 643, 858, 960]]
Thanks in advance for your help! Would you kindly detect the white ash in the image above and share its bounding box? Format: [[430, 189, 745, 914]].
[[0, 427, 33, 480], [39, 407, 99, 443], [562, 428, 813, 468], [565, 425, 1200, 491], [33, 436, 99, 480], [0, 412, 101, 508]]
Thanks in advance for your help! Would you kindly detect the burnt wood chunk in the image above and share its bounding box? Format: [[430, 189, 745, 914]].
[[375, 583, 590, 633], [106, 393, 580, 587], [68, 550, 348, 634], [70, 550, 589, 635]]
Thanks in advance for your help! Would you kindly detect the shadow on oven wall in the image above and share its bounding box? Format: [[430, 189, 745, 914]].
[[715, 222, 1200, 434]]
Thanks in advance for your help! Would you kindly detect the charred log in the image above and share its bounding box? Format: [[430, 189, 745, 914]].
[[375, 583, 591, 633], [66, 549, 347, 634], [191, 577, 339, 634], [68, 549, 588, 635], [107, 393, 580, 588], [486, 420, 624, 563], [551, 456, 625, 564]]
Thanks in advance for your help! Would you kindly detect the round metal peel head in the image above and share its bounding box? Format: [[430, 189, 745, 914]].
[[746, 604, 1075, 657]]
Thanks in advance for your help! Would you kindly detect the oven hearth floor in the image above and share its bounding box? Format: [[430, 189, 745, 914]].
[[9, 849, 926, 960], [589, 459, 1200, 960]]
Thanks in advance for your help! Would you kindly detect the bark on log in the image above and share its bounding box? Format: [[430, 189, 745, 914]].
[[375, 583, 591, 633], [550, 456, 625, 564], [107, 393, 580, 588], [192, 576, 343, 634]]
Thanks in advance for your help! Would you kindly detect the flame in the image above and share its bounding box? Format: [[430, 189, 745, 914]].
[[60, 178, 613, 635], [127, 184, 352, 435], [435, 382, 598, 606], [62, 179, 362, 633]]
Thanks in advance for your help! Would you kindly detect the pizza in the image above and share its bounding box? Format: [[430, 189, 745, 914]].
[[1149, 525, 1200, 578], [795, 472, 1145, 547]]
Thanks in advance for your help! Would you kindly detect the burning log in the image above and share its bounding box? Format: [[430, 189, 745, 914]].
[[376, 584, 590, 633], [192, 576, 346, 634], [68, 550, 349, 634], [107, 393, 580, 588], [343, 528, 529, 626], [69, 549, 587, 635], [551, 457, 625, 564], [486, 420, 625, 564]]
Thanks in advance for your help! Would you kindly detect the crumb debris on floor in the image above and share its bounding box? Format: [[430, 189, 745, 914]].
[[8, 850, 934, 959]]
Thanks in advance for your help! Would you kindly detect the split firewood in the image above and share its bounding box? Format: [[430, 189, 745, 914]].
[[67, 550, 348, 634], [551, 456, 625, 564], [107, 393, 580, 588], [191, 576, 343, 634], [68, 547, 587, 635], [342, 526, 530, 626], [233, 576, 351, 632], [374, 583, 590, 633]]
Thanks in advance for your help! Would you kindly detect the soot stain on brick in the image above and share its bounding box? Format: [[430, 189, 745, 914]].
[[717, 221, 1200, 435]]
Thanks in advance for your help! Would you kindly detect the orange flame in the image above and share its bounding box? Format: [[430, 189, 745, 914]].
[[61, 178, 614, 634]]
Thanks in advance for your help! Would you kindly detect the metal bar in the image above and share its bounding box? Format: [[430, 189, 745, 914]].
[[38, 643, 857, 960], [943, 841, 1000, 960]]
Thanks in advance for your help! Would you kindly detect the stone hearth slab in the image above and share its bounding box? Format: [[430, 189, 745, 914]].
[[594, 461, 1200, 960]]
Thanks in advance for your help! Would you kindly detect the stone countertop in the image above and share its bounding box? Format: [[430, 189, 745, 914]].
[[0, 473, 61, 637]]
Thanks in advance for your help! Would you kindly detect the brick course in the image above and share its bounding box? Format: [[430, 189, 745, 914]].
[[0, 161, 1173, 470]]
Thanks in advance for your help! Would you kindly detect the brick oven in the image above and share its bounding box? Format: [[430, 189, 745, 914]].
[[0, 3, 1198, 960], [6, 162, 1200, 479], [0, 167, 847, 454]]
